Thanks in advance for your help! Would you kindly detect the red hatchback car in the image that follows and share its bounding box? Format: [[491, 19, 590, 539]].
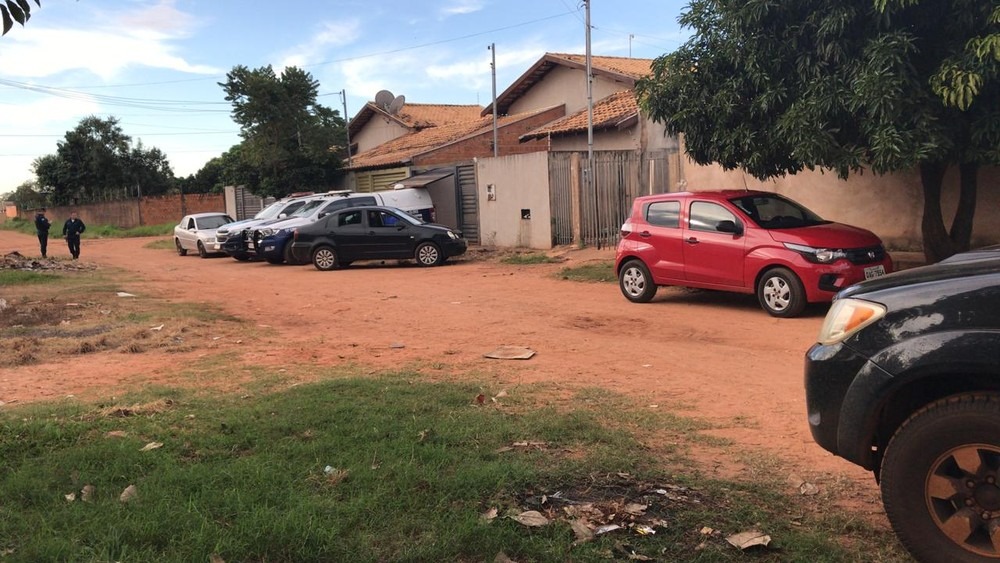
[[614, 190, 893, 317]]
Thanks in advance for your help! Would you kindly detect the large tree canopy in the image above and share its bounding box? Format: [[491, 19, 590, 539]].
[[636, 0, 1000, 262], [33, 116, 176, 205], [220, 65, 346, 198]]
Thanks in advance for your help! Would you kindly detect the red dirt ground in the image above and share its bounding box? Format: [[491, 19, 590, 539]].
[[0, 230, 887, 522]]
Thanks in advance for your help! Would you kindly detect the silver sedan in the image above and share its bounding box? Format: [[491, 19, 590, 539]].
[[173, 212, 234, 258]]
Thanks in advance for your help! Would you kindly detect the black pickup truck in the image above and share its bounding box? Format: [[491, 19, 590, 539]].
[[805, 246, 1000, 563]]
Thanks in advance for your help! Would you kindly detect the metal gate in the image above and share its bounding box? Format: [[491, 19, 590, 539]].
[[549, 150, 677, 248], [456, 163, 479, 244]]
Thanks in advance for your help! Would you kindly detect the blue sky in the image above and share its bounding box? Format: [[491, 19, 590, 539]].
[[0, 0, 692, 195]]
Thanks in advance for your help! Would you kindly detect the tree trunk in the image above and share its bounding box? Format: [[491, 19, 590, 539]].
[[949, 161, 978, 254], [920, 161, 956, 263]]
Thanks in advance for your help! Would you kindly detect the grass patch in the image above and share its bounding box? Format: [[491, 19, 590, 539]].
[[500, 252, 561, 265], [144, 239, 175, 251], [0, 270, 64, 286], [0, 217, 173, 239], [0, 377, 910, 563], [558, 259, 617, 283]]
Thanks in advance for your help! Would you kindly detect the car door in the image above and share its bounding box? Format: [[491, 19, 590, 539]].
[[330, 209, 367, 261], [362, 209, 414, 259], [682, 200, 746, 288], [641, 200, 685, 282], [178, 217, 196, 249]]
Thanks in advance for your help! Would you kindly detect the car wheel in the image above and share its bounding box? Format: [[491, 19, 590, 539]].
[[415, 242, 443, 266], [232, 253, 250, 262], [175, 238, 187, 256], [197, 241, 208, 258], [618, 259, 657, 303], [312, 246, 339, 271], [880, 394, 1000, 563], [756, 267, 806, 318]]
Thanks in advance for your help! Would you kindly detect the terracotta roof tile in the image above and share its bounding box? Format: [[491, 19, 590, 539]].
[[349, 107, 557, 170], [520, 90, 638, 141], [394, 103, 484, 129], [548, 53, 653, 79]]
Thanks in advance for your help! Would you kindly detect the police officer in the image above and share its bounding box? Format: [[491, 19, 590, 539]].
[[34, 207, 51, 258], [62, 211, 86, 260]]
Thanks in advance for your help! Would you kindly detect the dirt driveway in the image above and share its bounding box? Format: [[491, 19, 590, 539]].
[[0, 230, 884, 516]]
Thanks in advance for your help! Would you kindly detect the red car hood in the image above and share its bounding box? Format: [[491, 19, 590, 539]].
[[767, 222, 882, 248]]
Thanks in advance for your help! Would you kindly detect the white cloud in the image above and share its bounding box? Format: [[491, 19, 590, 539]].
[[440, 0, 486, 16], [117, 0, 198, 39], [276, 19, 363, 71]]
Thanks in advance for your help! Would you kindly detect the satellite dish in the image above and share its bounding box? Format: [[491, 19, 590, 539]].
[[375, 90, 394, 109], [387, 95, 405, 115]]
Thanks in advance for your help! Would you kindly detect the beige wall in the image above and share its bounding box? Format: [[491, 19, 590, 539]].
[[353, 117, 410, 153], [476, 152, 552, 248], [508, 66, 629, 116], [681, 151, 1000, 251], [547, 118, 680, 153]]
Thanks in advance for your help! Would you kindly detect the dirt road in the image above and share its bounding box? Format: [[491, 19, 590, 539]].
[[0, 230, 883, 514]]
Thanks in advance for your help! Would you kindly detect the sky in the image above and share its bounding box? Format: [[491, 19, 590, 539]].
[[0, 0, 693, 196]]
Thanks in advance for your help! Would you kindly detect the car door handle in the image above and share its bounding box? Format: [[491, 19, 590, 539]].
[[685, 237, 700, 245], [639, 231, 651, 238]]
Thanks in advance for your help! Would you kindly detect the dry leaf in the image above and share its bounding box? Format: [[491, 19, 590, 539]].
[[119, 484, 138, 503], [700, 526, 715, 535], [627, 554, 653, 561], [0, 548, 15, 556], [139, 441, 163, 451], [81, 485, 95, 502], [64, 492, 76, 502], [624, 503, 647, 516], [726, 530, 771, 550], [105, 430, 128, 438], [494, 390, 508, 398], [209, 555, 226, 563], [799, 482, 819, 495], [481, 507, 498, 521], [513, 510, 549, 527], [570, 519, 594, 543], [493, 552, 517, 563]]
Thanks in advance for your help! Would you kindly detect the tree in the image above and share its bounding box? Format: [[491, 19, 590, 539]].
[[1, 0, 40, 36], [220, 65, 346, 198], [33, 116, 176, 205], [3, 179, 47, 210], [636, 0, 1000, 262]]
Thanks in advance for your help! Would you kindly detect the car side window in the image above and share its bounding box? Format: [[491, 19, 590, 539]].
[[689, 202, 737, 233], [338, 211, 362, 227], [367, 210, 400, 228], [646, 201, 680, 228], [187, 218, 195, 229]]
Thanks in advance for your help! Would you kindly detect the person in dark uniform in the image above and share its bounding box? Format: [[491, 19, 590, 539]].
[[62, 211, 86, 259], [34, 207, 51, 258]]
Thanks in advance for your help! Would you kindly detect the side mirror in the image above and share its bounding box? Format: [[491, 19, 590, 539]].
[[716, 220, 743, 236], [278, 213, 287, 219]]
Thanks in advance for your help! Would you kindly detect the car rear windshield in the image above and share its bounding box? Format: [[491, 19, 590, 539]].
[[199, 215, 233, 229], [729, 194, 829, 229]]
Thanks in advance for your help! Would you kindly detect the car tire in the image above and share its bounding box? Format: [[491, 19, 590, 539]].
[[756, 267, 806, 318], [415, 242, 443, 267], [312, 246, 339, 271], [618, 259, 657, 303], [880, 394, 1000, 563], [197, 241, 208, 258], [175, 238, 187, 256]]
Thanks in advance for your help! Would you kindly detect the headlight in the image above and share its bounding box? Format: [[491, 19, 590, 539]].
[[447, 231, 459, 239], [784, 242, 847, 264], [817, 298, 886, 345], [205, 237, 216, 243], [259, 228, 275, 237]]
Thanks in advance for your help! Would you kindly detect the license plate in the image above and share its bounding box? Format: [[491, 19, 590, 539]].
[[864, 265, 886, 280]]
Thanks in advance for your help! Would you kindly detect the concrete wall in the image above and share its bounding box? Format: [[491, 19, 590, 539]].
[[680, 150, 1000, 251], [18, 193, 226, 229], [508, 66, 629, 116], [550, 127, 638, 152], [353, 117, 410, 154], [477, 152, 552, 248]]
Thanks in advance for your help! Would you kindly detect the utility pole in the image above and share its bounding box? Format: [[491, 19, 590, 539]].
[[340, 89, 352, 166], [489, 43, 498, 158], [584, 0, 597, 247], [629, 34, 634, 58]]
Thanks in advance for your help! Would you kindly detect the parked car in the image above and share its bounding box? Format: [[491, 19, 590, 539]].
[[253, 187, 436, 265], [219, 193, 325, 261], [173, 212, 234, 258], [614, 190, 893, 317], [804, 246, 1000, 563], [289, 205, 466, 270]]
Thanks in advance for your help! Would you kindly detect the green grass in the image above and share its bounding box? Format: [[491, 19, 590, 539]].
[[500, 252, 561, 265], [0, 376, 910, 563], [558, 259, 617, 283], [0, 270, 64, 286], [144, 239, 175, 250], [0, 218, 173, 238]]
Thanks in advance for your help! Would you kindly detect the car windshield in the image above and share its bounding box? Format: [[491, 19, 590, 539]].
[[198, 215, 233, 229], [387, 208, 424, 225], [291, 200, 326, 217], [729, 194, 829, 229], [254, 201, 287, 220]]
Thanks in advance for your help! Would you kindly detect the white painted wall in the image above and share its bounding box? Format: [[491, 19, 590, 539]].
[[476, 152, 552, 248], [508, 66, 629, 116], [353, 117, 410, 153]]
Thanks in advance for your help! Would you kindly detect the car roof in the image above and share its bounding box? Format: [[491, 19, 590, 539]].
[[637, 189, 776, 201], [185, 212, 230, 219]]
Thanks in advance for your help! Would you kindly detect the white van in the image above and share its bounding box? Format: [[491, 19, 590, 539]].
[[373, 186, 435, 222]]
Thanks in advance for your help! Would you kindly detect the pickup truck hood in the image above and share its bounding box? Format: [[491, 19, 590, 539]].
[[842, 249, 1000, 299], [217, 218, 258, 232], [767, 222, 882, 249]]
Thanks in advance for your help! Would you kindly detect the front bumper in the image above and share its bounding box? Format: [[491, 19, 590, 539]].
[[442, 238, 468, 258], [804, 341, 873, 467]]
